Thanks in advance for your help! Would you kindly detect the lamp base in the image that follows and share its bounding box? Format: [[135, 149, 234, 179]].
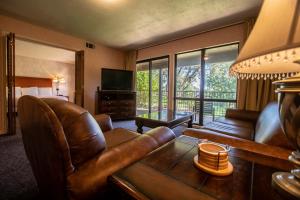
[[272, 172, 300, 200]]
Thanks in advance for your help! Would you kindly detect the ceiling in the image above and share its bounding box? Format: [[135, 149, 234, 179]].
[[0, 0, 262, 50], [16, 39, 75, 64]]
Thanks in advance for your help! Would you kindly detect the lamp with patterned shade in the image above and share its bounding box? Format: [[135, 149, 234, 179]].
[[229, 0, 300, 199]]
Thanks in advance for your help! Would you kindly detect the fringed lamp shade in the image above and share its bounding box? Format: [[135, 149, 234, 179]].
[[232, 1, 300, 198], [230, 0, 300, 80]]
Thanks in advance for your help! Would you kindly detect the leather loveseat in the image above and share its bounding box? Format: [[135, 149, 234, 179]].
[[18, 96, 175, 200], [184, 102, 294, 160]]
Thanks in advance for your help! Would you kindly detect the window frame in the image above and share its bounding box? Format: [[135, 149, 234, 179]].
[[174, 42, 240, 125], [136, 55, 170, 113]]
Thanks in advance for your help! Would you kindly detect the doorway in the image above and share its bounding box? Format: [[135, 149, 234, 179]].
[[1, 32, 85, 135]]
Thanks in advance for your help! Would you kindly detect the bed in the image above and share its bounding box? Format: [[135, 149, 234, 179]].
[[14, 76, 68, 110]]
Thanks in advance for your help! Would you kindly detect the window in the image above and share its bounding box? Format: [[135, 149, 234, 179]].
[[136, 56, 169, 114], [175, 43, 238, 125]]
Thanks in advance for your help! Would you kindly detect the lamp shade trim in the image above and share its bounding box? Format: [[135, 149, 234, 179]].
[[229, 0, 300, 80], [230, 47, 300, 80]]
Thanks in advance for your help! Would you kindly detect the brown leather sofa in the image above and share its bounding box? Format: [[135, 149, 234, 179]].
[[17, 96, 175, 200], [184, 102, 294, 160]]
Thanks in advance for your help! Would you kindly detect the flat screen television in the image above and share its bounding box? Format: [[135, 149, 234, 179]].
[[101, 68, 133, 91]]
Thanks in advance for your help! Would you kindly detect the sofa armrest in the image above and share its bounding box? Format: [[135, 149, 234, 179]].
[[225, 108, 260, 123], [184, 128, 291, 160], [144, 126, 176, 146], [94, 114, 113, 132], [67, 127, 175, 199]]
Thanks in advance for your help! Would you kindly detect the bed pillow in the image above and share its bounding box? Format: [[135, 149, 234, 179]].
[[38, 87, 53, 96], [15, 87, 22, 98], [21, 87, 38, 96]]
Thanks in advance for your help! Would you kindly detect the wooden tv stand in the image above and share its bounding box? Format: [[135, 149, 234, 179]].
[[96, 90, 136, 120]]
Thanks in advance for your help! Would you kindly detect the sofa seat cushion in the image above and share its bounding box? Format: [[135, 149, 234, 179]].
[[203, 121, 254, 140], [215, 117, 254, 129], [104, 128, 139, 149]]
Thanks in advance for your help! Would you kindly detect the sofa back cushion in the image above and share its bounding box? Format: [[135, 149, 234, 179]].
[[255, 102, 292, 149], [43, 98, 107, 167]]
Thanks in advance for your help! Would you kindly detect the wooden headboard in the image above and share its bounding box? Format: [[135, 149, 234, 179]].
[[15, 76, 53, 88]]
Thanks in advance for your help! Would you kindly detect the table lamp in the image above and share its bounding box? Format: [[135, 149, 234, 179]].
[[229, 0, 300, 199], [53, 76, 65, 96]]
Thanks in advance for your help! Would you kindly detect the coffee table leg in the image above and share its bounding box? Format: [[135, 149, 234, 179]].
[[136, 120, 143, 134], [188, 116, 193, 128]]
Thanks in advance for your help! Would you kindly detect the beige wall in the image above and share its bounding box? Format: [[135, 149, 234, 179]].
[[15, 55, 75, 102], [0, 15, 125, 113], [136, 23, 248, 110]]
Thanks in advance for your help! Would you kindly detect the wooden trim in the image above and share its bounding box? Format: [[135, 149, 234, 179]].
[[15, 76, 52, 87], [0, 33, 7, 134], [108, 176, 150, 200], [6, 33, 16, 135], [136, 55, 169, 63], [75, 50, 84, 107]]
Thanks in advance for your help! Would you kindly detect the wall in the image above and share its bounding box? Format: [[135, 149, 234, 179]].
[[0, 15, 125, 113], [15, 55, 75, 102], [136, 23, 248, 110]]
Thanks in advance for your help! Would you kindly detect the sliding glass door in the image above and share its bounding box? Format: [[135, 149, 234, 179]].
[[136, 56, 168, 114], [175, 51, 202, 123], [136, 62, 150, 114], [203, 44, 238, 124], [175, 43, 238, 125]]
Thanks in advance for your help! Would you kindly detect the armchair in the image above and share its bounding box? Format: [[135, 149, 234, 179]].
[[17, 96, 175, 200]]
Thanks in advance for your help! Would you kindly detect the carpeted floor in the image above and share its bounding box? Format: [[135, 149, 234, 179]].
[[0, 126, 38, 200], [0, 119, 186, 200]]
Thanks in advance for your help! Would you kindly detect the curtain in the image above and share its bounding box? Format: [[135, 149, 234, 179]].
[[236, 18, 277, 111], [0, 32, 7, 134], [237, 78, 277, 111], [124, 50, 137, 90]]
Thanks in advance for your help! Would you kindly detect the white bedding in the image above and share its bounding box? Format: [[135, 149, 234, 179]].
[[13, 87, 69, 111]]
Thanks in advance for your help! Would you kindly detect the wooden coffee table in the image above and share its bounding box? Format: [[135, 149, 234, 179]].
[[109, 135, 292, 200], [135, 110, 194, 134]]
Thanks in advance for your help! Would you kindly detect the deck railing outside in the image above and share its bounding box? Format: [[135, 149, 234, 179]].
[[136, 90, 236, 124]]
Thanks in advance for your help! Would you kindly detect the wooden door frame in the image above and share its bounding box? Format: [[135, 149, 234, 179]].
[[6, 33, 16, 135], [15, 37, 85, 107], [4, 35, 85, 135], [75, 50, 84, 107]]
